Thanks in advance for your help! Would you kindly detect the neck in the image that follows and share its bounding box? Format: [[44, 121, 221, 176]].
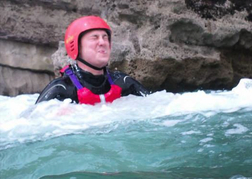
[[77, 61, 104, 75]]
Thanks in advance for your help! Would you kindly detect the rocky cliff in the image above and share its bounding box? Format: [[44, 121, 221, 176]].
[[0, 0, 251, 96]]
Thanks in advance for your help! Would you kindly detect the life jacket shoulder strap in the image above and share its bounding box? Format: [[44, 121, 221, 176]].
[[61, 65, 83, 90]]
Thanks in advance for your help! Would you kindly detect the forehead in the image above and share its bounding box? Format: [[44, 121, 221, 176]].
[[83, 29, 108, 37]]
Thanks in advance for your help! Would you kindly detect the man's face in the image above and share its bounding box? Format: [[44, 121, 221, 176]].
[[79, 30, 111, 68]]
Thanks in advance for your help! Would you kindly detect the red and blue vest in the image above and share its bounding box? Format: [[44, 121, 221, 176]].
[[61, 66, 122, 105]]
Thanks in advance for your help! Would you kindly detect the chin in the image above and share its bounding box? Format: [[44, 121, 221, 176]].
[[97, 58, 110, 66]]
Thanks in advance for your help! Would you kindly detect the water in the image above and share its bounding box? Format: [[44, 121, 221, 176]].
[[1, 78, 252, 179]]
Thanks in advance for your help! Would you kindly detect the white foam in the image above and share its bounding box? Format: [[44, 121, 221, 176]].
[[181, 130, 201, 135], [165, 78, 252, 116], [200, 137, 213, 143], [225, 124, 249, 135], [0, 78, 252, 148]]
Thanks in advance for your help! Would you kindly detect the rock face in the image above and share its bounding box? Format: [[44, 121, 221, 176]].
[[0, 0, 251, 96], [0, 39, 56, 95]]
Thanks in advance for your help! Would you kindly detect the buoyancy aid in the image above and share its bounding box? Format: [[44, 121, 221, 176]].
[[61, 65, 122, 105]]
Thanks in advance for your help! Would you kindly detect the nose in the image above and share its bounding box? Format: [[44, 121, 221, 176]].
[[98, 36, 106, 45], [98, 35, 110, 46]]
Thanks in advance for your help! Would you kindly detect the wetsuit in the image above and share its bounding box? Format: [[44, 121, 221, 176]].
[[35, 64, 150, 104]]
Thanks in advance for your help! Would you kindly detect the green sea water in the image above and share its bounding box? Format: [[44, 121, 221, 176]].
[[1, 79, 252, 179], [1, 110, 252, 179]]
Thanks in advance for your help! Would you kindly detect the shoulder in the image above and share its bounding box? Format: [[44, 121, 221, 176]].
[[45, 76, 71, 89], [108, 70, 150, 96], [35, 76, 76, 104], [108, 70, 140, 84], [108, 70, 128, 80]]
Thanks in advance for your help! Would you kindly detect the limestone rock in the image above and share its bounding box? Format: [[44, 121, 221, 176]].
[[0, 39, 56, 96], [0, 65, 54, 96], [51, 41, 74, 77], [0, 39, 55, 71], [0, 0, 252, 95]]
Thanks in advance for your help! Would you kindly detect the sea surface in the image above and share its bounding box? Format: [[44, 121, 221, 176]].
[[1, 78, 252, 179]]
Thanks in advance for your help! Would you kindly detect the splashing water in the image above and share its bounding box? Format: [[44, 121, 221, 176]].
[[1, 79, 252, 179]]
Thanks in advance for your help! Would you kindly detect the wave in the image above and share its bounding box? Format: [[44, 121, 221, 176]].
[[1, 78, 252, 149]]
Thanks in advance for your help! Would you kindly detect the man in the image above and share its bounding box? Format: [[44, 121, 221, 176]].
[[36, 16, 150, 105]]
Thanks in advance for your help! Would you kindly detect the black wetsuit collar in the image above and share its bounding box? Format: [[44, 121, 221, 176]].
[[73, 64, 110, 94]]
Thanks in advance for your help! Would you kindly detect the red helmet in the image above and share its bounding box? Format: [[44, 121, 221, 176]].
[[64, 16, 111, 60]]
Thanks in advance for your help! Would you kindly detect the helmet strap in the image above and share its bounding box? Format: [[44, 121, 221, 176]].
[[77, 57, 106, 71]]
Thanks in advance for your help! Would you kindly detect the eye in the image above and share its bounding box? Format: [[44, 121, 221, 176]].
[[103, 35, 109, 41], [90, 35, 98, 40]]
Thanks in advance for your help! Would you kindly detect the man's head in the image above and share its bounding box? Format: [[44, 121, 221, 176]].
[[65, 16, 111, 71]]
